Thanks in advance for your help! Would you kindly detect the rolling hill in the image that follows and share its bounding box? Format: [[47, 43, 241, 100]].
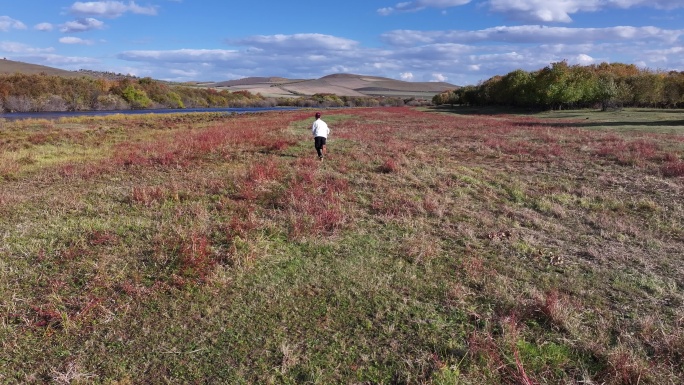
[[0, 58, 89, 78], [0, 59, 458, 98], [210, 73, 458, 98]]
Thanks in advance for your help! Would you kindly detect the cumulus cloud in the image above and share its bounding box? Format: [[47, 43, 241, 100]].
[[233, 34, 359, 53], [574, 53, 596, 65], [382, 26, 684, 45], [485, 0, 598, 22], [60, 18, 105, 33], [34, 23, 54, 32], [24, 53, 99, 67], [486, 0, 684, 22], [378, 0, 471, 15], [0, 50, 97, 70], [119, 49, 240, 62], [60, 37, 94, 45], [606, 0, 683, 10], [431, 73, 448, 82], [378, 0, 684, 21], [69, 1, 158, 18], [114, 29, 681, 86], [0, 41, 54, 54], [400, 72, 414, 80], [0, 16, 27, 31]]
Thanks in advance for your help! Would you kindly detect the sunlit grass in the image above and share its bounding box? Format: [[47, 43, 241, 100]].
[[1, 107, 682, 384]]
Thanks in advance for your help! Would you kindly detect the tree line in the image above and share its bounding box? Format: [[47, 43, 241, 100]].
[[433, 62, 684, 110], [0, 73, 418, 113]]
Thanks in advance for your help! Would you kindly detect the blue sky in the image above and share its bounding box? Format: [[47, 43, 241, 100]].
[[1, 0, 683, 85]]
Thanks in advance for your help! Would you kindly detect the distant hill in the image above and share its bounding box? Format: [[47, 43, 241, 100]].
[[213, 77, 299, 87], [0, 59, 458, 99], [0, 58, 86, 78], [205, 74, 459, 98], [210, 73, 458, 99]]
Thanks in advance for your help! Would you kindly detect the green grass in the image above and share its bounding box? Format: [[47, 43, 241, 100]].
[[1, 107, 683, 384]]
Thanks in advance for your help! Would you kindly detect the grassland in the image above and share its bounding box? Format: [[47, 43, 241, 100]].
[[0, 107, 682, 384]]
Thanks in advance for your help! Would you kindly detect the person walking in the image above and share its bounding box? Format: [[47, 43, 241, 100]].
[[311, 112, 330, 160]]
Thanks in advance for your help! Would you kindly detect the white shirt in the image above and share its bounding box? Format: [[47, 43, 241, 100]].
[[312, 118, 330, 138]]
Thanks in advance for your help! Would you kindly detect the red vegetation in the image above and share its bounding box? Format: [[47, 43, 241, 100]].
[[661, 161, 684, 177], [31, 304, 62, 328], [378, 158, 399, 173], [131, 185, 166, 206], [178, 233, 215, 284], [283, 166, 349, 239]]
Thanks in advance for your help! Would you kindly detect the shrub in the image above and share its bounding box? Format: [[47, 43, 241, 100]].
[[120, 85, 152, 109], [95, 94, 129, 110], [4, 95, 35, 112], [37, 95, 68, 112], [378, 158, 399, 173], [661, 161, 684, 177]]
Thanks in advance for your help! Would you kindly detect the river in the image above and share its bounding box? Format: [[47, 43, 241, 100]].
[[0, 106, 301, 121]]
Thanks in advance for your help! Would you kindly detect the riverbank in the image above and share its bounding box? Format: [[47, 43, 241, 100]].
[[0, 106, 301, 121]]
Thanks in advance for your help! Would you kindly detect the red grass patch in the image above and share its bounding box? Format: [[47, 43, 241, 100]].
[[281, 167, 349, 239], [247, 157, 282, 182], [31, 304, 63, 329], [131, 185, 166, 206], [87, 230, 118, 246], [661, 161, 684, 177], [178, 233, 215, 284], [378, 158, 399, 173]]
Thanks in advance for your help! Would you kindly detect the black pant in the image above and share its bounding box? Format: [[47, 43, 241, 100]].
[[314, 136, 327, 157]]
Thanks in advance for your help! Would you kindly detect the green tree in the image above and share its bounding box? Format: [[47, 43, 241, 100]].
[[121, 84, 152, 108]]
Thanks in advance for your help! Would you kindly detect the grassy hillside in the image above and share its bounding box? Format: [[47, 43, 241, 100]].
[[0, 108, 682, 384], [0, 59, 85, 78]]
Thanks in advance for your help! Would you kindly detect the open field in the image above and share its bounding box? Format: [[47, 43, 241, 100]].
[[1, 107, 683, 384]]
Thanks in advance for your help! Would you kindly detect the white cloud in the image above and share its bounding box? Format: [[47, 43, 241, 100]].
[[0, 16, 27, 31], [395, 43, 474, 60], [34, 23, 54, 32], [114, 30, 682, 86], [431, 73, 448, 82], [60, 18, 105, 33], [573, 53, 596, 65], [69, 1, 157, 18], [485, 0, 684, 22], [0, 41, 54, 54], [608, 0, 683, 10], [60, 37, 94, 45], [119, 49, 240, 62], [233, 34, 359, 52], [485, 0, 599, 23], [3, 53, 98, 70], [382, 26, 684, 46], [400, 72, 414, 80], [31, 54, 99, 67], [169, 68, 200, 77], [378, 0, 684, 21], [379, 0, 471, 15]]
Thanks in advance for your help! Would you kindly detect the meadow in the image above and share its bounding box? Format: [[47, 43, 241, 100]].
[[0, 107, 682, 384]]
